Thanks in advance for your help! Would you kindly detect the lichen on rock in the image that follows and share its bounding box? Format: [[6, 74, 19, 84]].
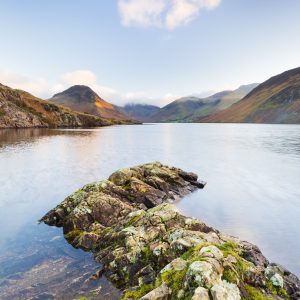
[[41, 162, 300, 300]]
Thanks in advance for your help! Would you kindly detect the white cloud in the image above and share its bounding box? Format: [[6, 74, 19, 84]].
[[118, 0, 167, 28], [61, 70, 97, 86], [0, 70, 51, 97], [118, 0, 221, 30]]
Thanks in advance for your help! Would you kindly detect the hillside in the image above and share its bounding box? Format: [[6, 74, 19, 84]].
[[120, 103, 160, 122], [50, 85, 131, 121], [202, 67, 300, 123], [149, 83, 258, 122], [0, 83, 120, 128]]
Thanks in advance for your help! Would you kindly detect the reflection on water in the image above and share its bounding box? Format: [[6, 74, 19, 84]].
[[0, 124, 299, 297]]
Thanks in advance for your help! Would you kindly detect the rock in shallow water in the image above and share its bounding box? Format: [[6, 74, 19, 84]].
[[41, 162, 300, 299]]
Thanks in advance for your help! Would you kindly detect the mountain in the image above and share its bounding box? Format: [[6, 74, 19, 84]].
[[202, 67, 300, 123], [149, 83, 258, 122], [0, 83, 125, 128], [50, 85, 131, 121], [120, 103, 160, 122]]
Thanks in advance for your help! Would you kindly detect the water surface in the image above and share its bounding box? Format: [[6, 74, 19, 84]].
[[0, 124, 299, 297]]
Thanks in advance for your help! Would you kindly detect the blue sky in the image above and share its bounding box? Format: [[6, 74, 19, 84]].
[[1, 0, 300, 106]]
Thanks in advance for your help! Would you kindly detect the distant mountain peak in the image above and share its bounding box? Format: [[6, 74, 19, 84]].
[[50, 85, 131, 121], [52, 85, 101, 104]]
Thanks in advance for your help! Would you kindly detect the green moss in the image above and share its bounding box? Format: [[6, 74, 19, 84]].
[[181, 248, 195, 260], [235, 257, 252, 279], [218, 241, 239, 252], [278, 287, 289, 299], [125, 213, 144, 227], [265, 280, 274, 294], [180, 242, 210, 260], [217, 242, 252, 281], [160, 268, 187, 299], [244, 282, 289, 300], [244, 284, 272, 300], [122, 283, 154, 300], [222, 267, 238, 284], [82, 182, 98, 192], [141, 246, 155, 263], [71, 189, 87, 203], [64, 229, 84, 240], [0, 108, 5, 117], [127, 195, 135, 201], [101, 227, 113, 236], [266, 280, 289, 299]]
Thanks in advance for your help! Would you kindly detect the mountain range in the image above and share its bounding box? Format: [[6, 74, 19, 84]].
[[1, 66, 300, 127], [123, 67, 300, 124]]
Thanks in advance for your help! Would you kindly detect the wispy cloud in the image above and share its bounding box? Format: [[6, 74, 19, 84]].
[[118, 0, 221, 30], [0, 70, 52, 97]]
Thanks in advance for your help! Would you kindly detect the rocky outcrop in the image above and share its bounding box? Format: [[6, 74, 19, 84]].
[[41, 162, 300, 299]]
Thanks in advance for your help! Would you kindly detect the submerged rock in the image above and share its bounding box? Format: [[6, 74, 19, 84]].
[[41, 162, 300, 299]]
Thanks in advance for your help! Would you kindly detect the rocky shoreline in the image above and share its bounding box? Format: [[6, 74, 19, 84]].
[[41, 162, 300, 299]]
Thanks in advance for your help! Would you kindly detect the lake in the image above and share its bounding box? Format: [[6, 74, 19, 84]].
[[0, 123, 299, 299]]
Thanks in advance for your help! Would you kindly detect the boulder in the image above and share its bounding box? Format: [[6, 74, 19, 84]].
[[192, 287, 210, 300], [211, 280, 241, 300], [185, 261, 221, 289]]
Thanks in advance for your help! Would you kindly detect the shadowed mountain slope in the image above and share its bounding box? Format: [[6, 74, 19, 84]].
[[202, 67, 300, 123]]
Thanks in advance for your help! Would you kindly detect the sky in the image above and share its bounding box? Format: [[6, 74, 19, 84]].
[[0, 0, 300, 107]]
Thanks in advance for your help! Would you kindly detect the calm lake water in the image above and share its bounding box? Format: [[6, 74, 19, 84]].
[[0, 123, 299, 298]]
